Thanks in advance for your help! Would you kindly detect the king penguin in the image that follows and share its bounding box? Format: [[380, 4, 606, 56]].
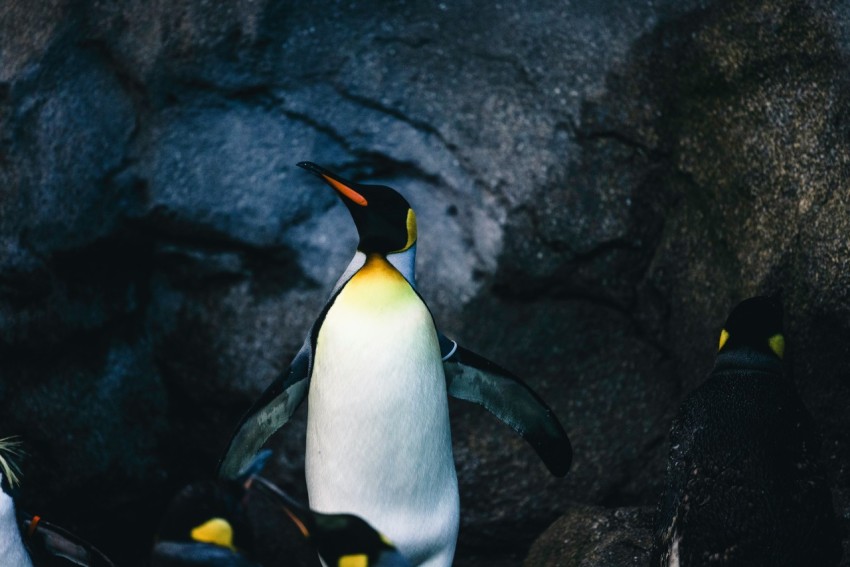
[[651, 296, 842, 566], [218, 162, 572, 567]]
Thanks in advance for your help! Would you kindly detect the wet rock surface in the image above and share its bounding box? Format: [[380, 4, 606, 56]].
[[524, 505, 654, 567], [1, 0, 849, 564]]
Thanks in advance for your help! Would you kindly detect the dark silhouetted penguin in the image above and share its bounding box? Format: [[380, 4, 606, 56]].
[[652, 296, 842, 566], [218, 162, 571, 567]]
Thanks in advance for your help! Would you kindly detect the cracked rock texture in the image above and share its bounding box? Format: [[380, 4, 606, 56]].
[[1, 0, 848, 565]]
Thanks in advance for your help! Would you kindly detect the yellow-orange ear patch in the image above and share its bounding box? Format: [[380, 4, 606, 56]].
[[403, 208, 417, 251], [718, 329, 730, 352], [339, 554, 368, 567], [191, 518, 236, 551], [768, 333, 785, 358], [323, 175, 368, 207]]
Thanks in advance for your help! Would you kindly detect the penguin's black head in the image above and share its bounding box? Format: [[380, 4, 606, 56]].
[[310, 512, 400, 566], [248, 474, 405, 567], [718, 296, 785, 359], [156, 479, 253, 554], [297, 162, 417, 255]]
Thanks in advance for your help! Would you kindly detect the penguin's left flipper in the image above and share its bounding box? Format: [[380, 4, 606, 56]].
[[217, 343, 311, 479], [440, 336, 573, 477], [19, 513, 117, 567]]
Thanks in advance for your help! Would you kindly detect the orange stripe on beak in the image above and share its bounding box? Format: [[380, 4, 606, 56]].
[[283, 506, 311, 538], [323, 174, 368, 207]]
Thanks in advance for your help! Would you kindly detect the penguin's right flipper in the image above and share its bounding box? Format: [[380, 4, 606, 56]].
[[217, 343, 311, 479], [440, 336, 572, 477], [19, 513, 117, 567]]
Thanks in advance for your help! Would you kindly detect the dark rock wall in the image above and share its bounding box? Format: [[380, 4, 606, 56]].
[[1, 0, 848, 564]]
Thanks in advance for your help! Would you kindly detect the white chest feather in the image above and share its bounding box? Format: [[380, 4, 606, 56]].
[[306, 255, 458, 567], [0, 488, 33, 567]]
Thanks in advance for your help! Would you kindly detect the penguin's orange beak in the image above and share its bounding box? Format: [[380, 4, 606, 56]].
[[297, 162, 368, 206]]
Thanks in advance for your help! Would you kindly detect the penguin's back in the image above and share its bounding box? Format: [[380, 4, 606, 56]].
[[659, 371, 840, 566], [307, 254, 458, 567]]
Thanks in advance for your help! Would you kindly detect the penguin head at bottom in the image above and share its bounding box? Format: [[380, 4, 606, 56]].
[[152, 479, 260, 567], [248, 475, 410, 567], [307, 512, 407, 567]]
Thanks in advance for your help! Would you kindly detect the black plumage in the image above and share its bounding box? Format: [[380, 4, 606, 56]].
[[152, 453, 270, 567], [652, 297, 842, 566], [249, 474, 410, 567], [151, 478, 261, 567]]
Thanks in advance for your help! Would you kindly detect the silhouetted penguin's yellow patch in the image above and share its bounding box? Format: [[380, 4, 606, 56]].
[[718, 329, 730, 351], [768, 333, 785, 358]]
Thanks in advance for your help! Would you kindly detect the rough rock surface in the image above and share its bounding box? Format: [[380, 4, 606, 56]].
[[1, 0, 849, 565], [524, 505, 654, 567]]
